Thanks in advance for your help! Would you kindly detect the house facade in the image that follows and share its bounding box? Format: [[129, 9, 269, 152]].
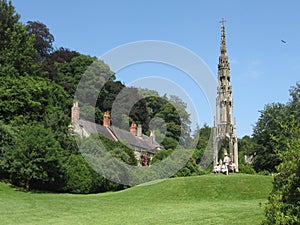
[[69, 102, 162, 165]]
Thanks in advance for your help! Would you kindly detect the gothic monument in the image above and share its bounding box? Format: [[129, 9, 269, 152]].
[[213, 19, 239, 172]]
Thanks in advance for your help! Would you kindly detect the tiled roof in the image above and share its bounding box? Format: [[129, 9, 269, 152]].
[[77, 119, 115, 141], [77, 119, 160, 154], [109, 126, 158, 154]]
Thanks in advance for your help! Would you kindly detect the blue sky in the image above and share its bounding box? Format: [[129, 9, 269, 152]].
[[13, 0, 300, 137]]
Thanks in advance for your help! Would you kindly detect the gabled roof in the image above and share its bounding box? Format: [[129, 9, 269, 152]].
[[77, 119, 160, 154], [109, 126, 158, 154], [77, 119, 115, 141]]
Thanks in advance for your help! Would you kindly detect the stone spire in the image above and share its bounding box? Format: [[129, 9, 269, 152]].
[[213, 19, 239, 172], [220, 18, 227, 56]]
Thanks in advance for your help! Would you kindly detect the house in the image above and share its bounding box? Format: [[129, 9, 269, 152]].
[[69, 102, 162, 165]]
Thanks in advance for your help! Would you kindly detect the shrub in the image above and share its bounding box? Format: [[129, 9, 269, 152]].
[[238, 163, 256, 175]]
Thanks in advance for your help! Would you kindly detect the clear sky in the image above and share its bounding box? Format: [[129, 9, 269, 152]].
[[12, 0, 300, 137]]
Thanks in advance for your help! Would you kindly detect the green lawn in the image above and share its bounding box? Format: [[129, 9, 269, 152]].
[[0, 174, 273, 225]]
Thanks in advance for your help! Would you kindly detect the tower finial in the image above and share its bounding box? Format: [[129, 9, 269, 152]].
[[220, 18, 227, 54], [220, 18, 226, 26]]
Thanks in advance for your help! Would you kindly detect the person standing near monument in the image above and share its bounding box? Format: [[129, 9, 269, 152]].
[[224, 154, 231, 175]]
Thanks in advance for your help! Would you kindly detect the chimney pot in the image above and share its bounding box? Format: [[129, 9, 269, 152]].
[[130, 122, 137, 136], [71, 101, 80, 123], [103, 111, 111, 127], [137, 124, 142, 137]]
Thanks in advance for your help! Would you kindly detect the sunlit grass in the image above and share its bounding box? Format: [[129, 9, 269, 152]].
[[0, 174, 272, 225]]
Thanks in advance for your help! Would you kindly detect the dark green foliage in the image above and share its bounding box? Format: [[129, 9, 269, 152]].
[[262, 83, 300, 225], [161, 136, 178, 150], [0, 1, 38, 77], [238, 164, 256, 174], [252, 103, 286, 172], [42, 47, 80, 80], [0, 0, 194, 193], [77, 134, 135, 189], [252, 83, 300, 173], [26, 21, 54, 60], [151, 149, 173, 164], [98, 80, 125, 111], [174, 158, 199, 177], [138, 91, 191, 147], [4, 124, 65, 191], [0, 0, 19, 53], [151, 149, 199, 177], [98, 134, 137, 166], [64, 154, 94, 194], [151, 124, 211, 177], [57, 54, 96, 97], [0, 75, 70, 125], [102, 85, 149, 131], [192, 124, 212, 165], [238, 135, 258, 163], [128, 93, 150, 132], [0, 121, 16, 179], [237, 135, 259, 174], [263, 125, 300, 224]]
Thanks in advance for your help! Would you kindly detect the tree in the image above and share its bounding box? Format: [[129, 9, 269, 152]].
[[0, 75, 70, 125], [26, 21, 54, 60], [252, 103, 289, 172], [5, 124, 65, 191], [192, 124, 212, 165], [42, 47, 80, 80], [0, 1, 38, 77], [0, 121, 16, 179], [107, 86, 149, 131], [0, 0, 20, 49], [161, 136, 178, 150], [252, 83, 300, 173], [151, 149, 173, 164], [263, 117, 300, 224], [0, 23, 38, 77], [64, 154, 94, 194], [262, 83, 300, 224]]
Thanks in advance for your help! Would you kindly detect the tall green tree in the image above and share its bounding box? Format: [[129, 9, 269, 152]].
[[0, 0, 38, 77], [262, 84, 300, 224], [0, 0, 19, 47], [252, 103, 289, 172], [263, 116, 300, 224], [64, 154, 94, 194], [252, 83, 300, 173], [4, 124, 65, 191]]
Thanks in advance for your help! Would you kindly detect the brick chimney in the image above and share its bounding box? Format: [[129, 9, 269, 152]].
[[130, 122, 137, 136], [103, 111, 111, 127], [150, 130, 155, 144], [137, 124, 142, 137], [71, 102, 80, 123]]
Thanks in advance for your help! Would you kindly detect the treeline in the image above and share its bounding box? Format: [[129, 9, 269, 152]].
[[0, 0, 209, 193], [0, 0, 136, 193], [1, 4, 299, 220], [237, 83, 300, 224]]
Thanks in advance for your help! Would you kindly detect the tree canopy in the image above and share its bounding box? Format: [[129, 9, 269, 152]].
[[26, 21, 54, 60], [259, 83, 300, 224], [4, 124, 65, 191], [251, 83, 300, 173]]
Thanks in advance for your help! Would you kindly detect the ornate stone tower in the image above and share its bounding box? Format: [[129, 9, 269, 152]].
[[213, 19, 238, 171]]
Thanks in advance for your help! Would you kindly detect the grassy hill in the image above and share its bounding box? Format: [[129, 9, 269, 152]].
[[0, 174, 272, 225]]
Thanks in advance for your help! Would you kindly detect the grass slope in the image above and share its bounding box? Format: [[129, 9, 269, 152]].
[[0, 174, 272, 225]]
